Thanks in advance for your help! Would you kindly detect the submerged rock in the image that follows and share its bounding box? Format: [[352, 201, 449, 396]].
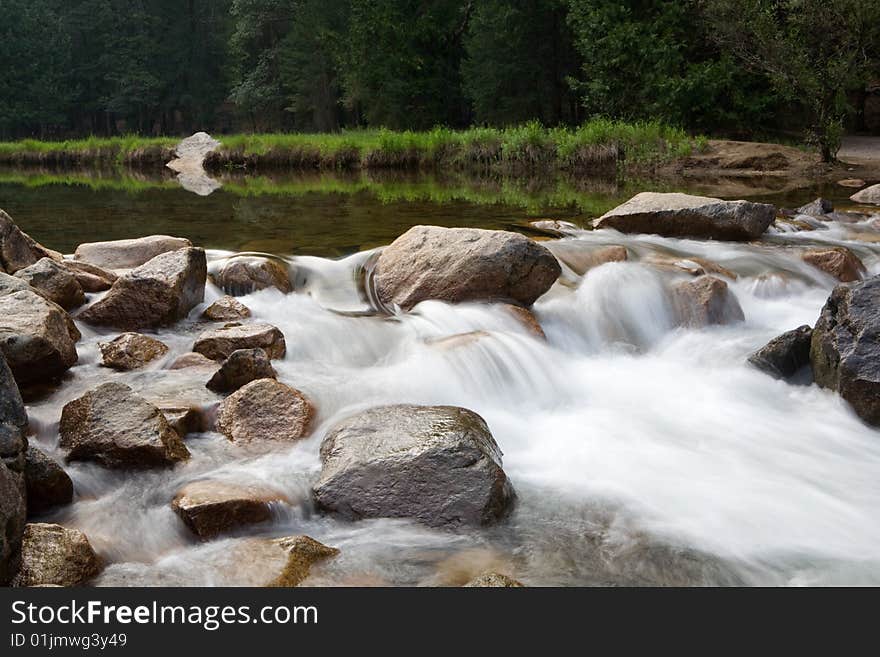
[[14, 523, 101, 587], [14, 258, 85, 309], [172, 480, 286, 539], [99, 332, 169, 370], [373, 226, 560, 310], [545, 242, 628, 276], [24, 446, 74, 515], [233, 535, 339, 587], [502, 304, 545, 339], [594, 192, 775, 240], [802, 247, 865, 282], [215, 379, 313, 444], [811, 276, 880, 425], [850, 183, 880, 206], [209, 257, 292, 296], [193, 323, 286, 361], [202, 295, 251, 321], [748, 325, 813, 380], [59, 382, 190, 468], [0, 461, 25, 585], [78, 247, 206, 329], [206, 348, 277, 393], [464, 572, 524, 587], [74, 234, 192, 270], [313, 404, 515, 527], [0, 208, 60, 274], [0, 289, 78, 384], [672, 276, 745, 327]]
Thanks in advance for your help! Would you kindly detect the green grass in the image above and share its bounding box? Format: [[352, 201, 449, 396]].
[[0, 120, 703, 173]]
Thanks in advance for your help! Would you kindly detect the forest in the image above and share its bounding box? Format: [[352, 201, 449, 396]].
[[1, 0, 879, 159]]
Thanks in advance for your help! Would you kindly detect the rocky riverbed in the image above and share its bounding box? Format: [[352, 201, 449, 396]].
[[2, 185, 880, 587]]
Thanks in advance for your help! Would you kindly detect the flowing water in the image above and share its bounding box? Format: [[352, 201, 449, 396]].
[[3, 170, 880, 586]]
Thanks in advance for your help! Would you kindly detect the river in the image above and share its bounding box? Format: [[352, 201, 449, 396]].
[[2, 169, 879, 586]]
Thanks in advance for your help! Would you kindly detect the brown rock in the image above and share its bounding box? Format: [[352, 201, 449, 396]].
[[501, 304, 545, 339], [838, 179, 866, 188], [60, 260, 117, 292], [373, 226, 561, 311], [202, 295, 251, 321], [193, 323, 286, 361], [172, 480, 287, 539], [99, 333, 169, 370], [233, 535, 339, 587], [0, 208, 59, 274], [265, 536, 340, 587], [672, 276, 745, 327], [74, 234, 192, 270], [167, 352, 216, 370], [14, 523, 101, 587], [645, 254, 737, 280], [209, 257, 292, 296], [206, 348, 277, 393], [78, 247, 206, 330], [24, 446, 74, 515], [59, 382, 190, 468], [14, 258, 85, 309], [158, 404, 210, 438], [802, 247, 866, 282], [545, 242, 628, 276], [215, 379, 314, 444]]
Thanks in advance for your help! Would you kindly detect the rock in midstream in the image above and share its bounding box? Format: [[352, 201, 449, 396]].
[[748, 325, 813, 380], [74, 234, 192, 270], [209, 256, 292, 296], [206, 348, 277, 393], [193, 323, 286, 361], [99, 332, 169, 371], [202, 295, 251, 321], [313, 404, 515, 527], [13, 523, 101, 587], [215, 379, 313, 443], [801, 247, 866, 282], [671, 276, 745, 327], [172, 480, 287, 539]]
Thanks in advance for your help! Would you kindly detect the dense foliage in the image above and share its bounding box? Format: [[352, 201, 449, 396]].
[[1, 0, 877, 157]]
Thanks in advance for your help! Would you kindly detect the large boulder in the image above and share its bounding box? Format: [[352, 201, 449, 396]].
[[0, 289, 78, 384], [748, 325, 813, 380], [193, 323, 286, 361], [373, 226, 561, 310], [99, 332, 169, 371], [172, 480, 287, 539], [74, 234, 192, 270], [0, 208, 59, 274], [14, 258, 85, 309], [78, 247, 206, 330], [0, 462, 25, 585], [13, 523, 101, 587], [59, 382, 190, 468], [850, 183, 880, 206], [24, 446, 74, 515], [313, 405, 515, 527], [206, 348, 277, 393], [209, 257, 292, 296], [594, 192, 775, 240], [0, 351, 28, 476], [672, 276, 745, 327], [202, 295, 251, 321], [802, 247, 865, 282], [215, 379, 313, 444], [811, 276, 880, 425]]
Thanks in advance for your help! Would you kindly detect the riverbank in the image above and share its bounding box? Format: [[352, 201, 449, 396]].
[[0, 121, 701, 174]]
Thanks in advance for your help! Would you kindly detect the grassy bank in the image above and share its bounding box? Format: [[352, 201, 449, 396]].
[[0, 121, 705, 174]]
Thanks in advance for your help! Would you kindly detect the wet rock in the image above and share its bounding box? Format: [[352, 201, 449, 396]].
[[796, 198, 833, 217], [14, 523, 101, 587], [167, 352, 216, 370], [59, 382, 190, 468], [464, 572, 524, 587], [193, 323, 286, 361], [0, 289, 78, 384], [0, 351, 28, 475], [526, 220, 581, 237], [502, 304, 545, 339], [802, 247, 866, 282], [78, 247, 206, 330], [545, 242, 628, 276], [202, 295, 251, 321], [645, 254, 737, 280], [24, 446, 74, 515], [313, 404, 515, 527], [172, 480, 286, 539], [14, 258, 85, 309], [158, 404, 210, 438], [850, 183, 880, 205], [99, 332, 169, 370], [60, 260, 117, 292], [233, 535, 339, 587], [747, 325, 813, 380], [209, 257, 292, 296], [594, 192, 775, 240], [811, 276, 880, 425], [206, 348, 277, 393], [373, 226, 560, 311], [74, 235, 192, 270], [0, 461, 25, 585], [0, 208, 60, 274], [215, 379, 313, 444], [672, 276, 745, 327]]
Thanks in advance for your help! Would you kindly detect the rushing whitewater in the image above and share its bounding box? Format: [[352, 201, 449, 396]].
[[23, 211, 880, 586]]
